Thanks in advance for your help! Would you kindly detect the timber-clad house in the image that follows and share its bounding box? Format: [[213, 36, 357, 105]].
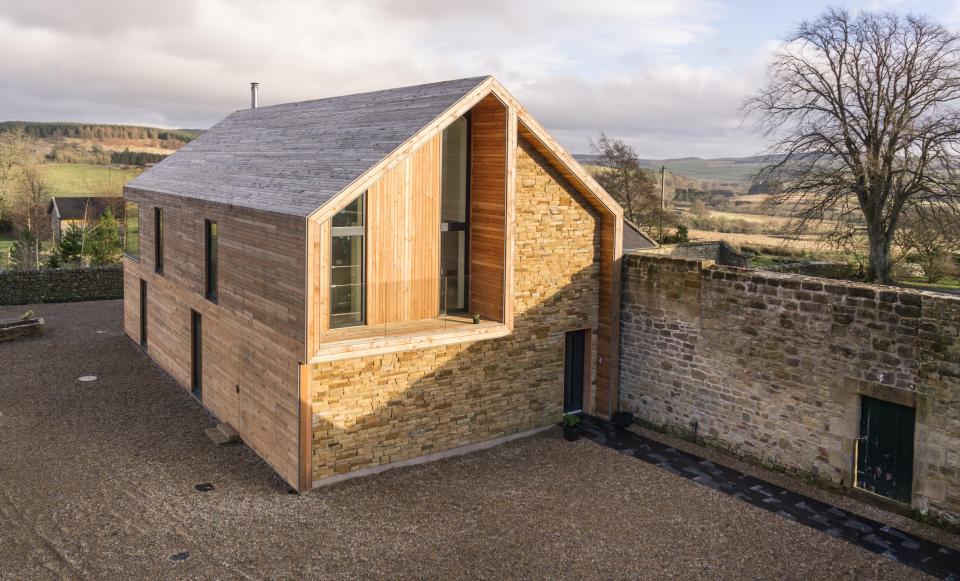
[[123, 76, 649, 491]]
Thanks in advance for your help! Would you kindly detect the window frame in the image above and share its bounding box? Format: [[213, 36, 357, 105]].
[[154, 207, 164, 274], [204, 219, 218, 303], [123, 201, 140, 261], [329, 194, 366, 329]]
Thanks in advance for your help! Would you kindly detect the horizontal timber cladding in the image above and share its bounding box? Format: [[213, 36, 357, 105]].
[[469, 93, 507, 322], [123, 187, 306, 488], [310, 136, 601, 481]]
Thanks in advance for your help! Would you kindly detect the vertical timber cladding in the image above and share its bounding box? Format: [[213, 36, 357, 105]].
[[309, 135, 601, 482], [364, 133, 442, 326], [469, 94, 508, 322], [122, 187, 306, 488]]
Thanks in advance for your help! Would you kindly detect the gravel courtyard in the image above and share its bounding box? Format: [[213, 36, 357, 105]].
[[0, 300, 936, 579]]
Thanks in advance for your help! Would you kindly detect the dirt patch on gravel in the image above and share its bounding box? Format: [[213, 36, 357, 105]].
[[0, 300, 931, 579]]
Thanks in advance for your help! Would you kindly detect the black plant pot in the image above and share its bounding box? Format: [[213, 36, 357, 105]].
[[612, 411, 634, 429], [562, 424, 581, 442]]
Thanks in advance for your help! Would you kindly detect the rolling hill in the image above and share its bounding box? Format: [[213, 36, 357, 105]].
[[574, 154, 777, 186]]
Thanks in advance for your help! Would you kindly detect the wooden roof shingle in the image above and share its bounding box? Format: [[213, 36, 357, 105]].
[[128, 76, 490, 216]]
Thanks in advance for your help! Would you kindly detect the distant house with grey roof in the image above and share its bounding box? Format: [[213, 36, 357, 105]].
[[123, 76, 649, 492], [47, 196, 124, 241]]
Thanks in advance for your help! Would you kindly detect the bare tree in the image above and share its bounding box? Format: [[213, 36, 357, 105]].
[[895, 207, 960, 281], [745, 9, 960, 283], [0, 126, 33, 226], [0, 128, 49, 231], [589, 132, 670, 236]]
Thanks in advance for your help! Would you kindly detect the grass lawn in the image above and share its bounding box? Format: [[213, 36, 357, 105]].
[[897, 275, 960, 294], [42, 163, 142, 196]]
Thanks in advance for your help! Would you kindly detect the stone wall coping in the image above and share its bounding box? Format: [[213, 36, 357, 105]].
[[624, 252, 960, 304]]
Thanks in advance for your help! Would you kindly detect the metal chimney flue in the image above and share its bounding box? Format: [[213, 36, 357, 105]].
[[250, 82, 259, 109]]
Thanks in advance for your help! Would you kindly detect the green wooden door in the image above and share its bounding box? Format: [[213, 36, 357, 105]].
[[856, 396, 915, 503]]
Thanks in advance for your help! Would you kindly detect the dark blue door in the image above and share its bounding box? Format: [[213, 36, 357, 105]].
[[856, 396, 915, 503], [564, 330, 586, 413]]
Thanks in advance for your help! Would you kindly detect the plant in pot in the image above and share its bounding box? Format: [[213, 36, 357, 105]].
[[611, 410, 634, 429], [561, 413, 582, 441], [472, 313, 481, 324]]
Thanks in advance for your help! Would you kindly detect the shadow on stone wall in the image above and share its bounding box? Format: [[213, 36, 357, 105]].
[[310, 263, 603, 482]]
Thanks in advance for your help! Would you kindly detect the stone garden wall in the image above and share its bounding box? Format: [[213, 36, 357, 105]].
[[636, 241, 752, 267], [0, 266, 123, 305], [619, 253, 960, 523]]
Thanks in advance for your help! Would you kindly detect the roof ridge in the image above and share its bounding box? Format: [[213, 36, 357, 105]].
[[236, 75, 492, 114]]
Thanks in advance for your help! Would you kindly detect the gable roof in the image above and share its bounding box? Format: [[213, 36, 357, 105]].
[[127, 76, 490, 216], [49, 196, 124, 221]]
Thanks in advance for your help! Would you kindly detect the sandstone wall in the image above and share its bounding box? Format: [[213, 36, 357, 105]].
[[619, 253, 960, 522], [636, 241, 751, 267], [310, 138, 601, 481], [0, 266, 122, 305]]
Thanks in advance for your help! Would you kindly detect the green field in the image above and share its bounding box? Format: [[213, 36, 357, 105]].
[[42, 163, 142, 196]]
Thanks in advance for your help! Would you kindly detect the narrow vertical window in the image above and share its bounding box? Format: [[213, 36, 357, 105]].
[[154, 207, 164, 274], [191, 309, 202, 400], [124, 201, 140, 260], [330, 194, 365, 328], [139, 279, 148, 348], [205, 219, 218, 302], [440, 115, 470, 313]]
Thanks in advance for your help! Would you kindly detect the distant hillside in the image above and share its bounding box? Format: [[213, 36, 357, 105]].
[[575, 154, 778, 186], [0, 121, 201, 143], [0, 122, 203, 197], [1, 121, 204, 166]]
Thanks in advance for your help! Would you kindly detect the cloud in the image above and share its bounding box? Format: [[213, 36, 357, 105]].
[[0, 0, 766, 156]]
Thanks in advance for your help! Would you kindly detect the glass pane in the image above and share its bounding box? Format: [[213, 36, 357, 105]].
[[441, 117, 468, 223], [331, 233, 363, 327], [155, 208, 163, 270], [124, 201, 139, 258], [207, 222, 218, 298], [332, 195, 364, 228], [331, 285, 363, 326], [441, 230, 466, 313]]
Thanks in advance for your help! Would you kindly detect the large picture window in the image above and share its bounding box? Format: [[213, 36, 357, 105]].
[[440, 115, 470, 314], [124, 201, 140, 260], [330, 194, 365, 328]]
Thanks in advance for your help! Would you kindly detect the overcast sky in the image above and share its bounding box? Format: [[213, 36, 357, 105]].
[[1, 0, 959, 158]]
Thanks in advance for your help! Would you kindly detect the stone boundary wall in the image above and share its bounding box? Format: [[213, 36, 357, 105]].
[[0, 266, 123, 305], [636, 241, 751, 267], [619, 253, 960, 523], [765, 260, 855, 279]]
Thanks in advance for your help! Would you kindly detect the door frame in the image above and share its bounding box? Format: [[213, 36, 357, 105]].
[[562, 328, 592, 414]]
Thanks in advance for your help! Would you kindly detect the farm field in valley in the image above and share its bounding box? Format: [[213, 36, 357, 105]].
[[41, 163, 142, 196], [687, 229, 829, 252]]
